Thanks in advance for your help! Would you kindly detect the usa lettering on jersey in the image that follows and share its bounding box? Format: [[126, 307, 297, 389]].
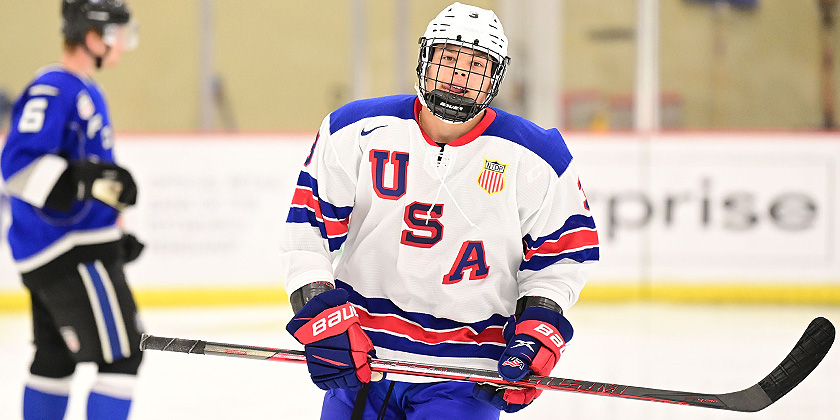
[[281, 95, 598, 374]]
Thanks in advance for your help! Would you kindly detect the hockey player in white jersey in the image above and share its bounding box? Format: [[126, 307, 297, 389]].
[[282, 2, 599, 418]]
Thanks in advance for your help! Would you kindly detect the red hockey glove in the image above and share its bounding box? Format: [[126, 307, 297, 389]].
[[285, 288, 376, 391], [473, 306, 573, 413]]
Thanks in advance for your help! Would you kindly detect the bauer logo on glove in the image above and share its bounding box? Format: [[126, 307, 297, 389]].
[[286, 288, 378, 391], [526, 322, 567, 353], [294, 302, 360, 342]]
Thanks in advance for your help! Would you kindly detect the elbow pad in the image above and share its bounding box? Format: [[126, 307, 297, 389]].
[[515, 295, 562, 317], [290, 281, 336, 313]]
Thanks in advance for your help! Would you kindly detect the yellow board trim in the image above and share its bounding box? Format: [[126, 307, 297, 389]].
[[134, 287, 290, 308], [2, 283, 840, 313], [0, 287, 290, 313], [0, 291, 30, 312], [580, 283, 840, 305]]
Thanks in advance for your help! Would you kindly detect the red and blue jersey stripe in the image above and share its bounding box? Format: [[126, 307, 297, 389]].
[[521, 214, 599, 271], [286, 171, 353, 252], [338, 280, 508, 361]]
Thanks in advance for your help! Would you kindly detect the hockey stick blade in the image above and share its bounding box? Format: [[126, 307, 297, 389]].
[[755, 316, 835, 407], [139, 316, 834, 412]]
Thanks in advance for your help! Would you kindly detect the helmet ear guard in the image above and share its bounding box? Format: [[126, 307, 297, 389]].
[[415, 3, 511, 124]]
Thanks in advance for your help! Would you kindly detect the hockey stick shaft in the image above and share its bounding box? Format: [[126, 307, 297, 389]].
[[140, 316, 834, 412]]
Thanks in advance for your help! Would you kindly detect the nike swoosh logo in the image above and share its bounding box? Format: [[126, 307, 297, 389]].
[[361, 125, 387, 136]]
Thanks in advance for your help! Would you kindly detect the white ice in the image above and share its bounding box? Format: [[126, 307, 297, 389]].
[[1, 303, 838, 419]]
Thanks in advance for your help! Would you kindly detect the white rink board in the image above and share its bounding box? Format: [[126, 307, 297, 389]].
[[1, 132, 838, 291], [571, 133, 840, 283]]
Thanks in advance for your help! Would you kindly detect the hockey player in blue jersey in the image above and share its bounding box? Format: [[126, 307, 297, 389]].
[[1, 1, 144, 419], [282, 2, 599, 419]]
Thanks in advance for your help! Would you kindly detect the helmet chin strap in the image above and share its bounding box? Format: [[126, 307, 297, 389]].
[[82, 43, 111, 69]]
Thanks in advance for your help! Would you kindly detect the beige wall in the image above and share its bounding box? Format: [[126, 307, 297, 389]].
[[0, 2, 201, 131], [660, 1, 828, 129], [0, 1, 837, 131], [562, 1, 838, 130]]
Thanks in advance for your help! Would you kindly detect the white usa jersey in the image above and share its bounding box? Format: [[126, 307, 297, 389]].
[[280, 95, 598, 374]]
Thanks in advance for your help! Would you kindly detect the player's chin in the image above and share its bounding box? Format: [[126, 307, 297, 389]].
[[103, 59, 122, 68], [103, 53, 125, 67]]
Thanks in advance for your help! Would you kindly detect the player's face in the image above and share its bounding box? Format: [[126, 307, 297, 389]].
[[82, 31, 120, 67], [102, 25, 137, 67], [91, 23, 138, 68], [100, 39, 125, 68], [424, 44, 494, 103]]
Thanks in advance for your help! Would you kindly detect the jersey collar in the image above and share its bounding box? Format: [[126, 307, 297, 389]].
[[413, 97, 497, 147]]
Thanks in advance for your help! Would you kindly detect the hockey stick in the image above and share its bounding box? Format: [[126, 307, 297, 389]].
[[140, 316, 834, 412]]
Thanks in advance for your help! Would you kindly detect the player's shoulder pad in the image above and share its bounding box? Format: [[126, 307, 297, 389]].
[[485, 107, 573, 177], [329, 94, 416, 135], [31, 68, 103, 122], [29, 67, 87, 98]]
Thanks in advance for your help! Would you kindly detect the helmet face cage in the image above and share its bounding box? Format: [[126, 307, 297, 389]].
[[416, 37, 510, 124], [102, 20, 139, 50], [415, 3, 510, 124]]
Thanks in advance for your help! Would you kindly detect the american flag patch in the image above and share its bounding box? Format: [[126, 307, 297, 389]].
[[478, 159, 507, 194], [501, 357, 524, 369]]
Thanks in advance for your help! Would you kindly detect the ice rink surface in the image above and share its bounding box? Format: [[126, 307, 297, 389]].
[[1, 302, 838, 419]]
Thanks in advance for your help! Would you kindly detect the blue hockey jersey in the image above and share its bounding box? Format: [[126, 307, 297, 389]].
[[1, 66, 122, 272]]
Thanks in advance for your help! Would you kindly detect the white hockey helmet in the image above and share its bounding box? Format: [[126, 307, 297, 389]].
[[416, 2, 511, 123]]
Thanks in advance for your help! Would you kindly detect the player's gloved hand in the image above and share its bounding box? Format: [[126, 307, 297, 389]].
[[473, 306, 573, 413], [119, 233, 145, 264], [285, 288, 376, 391], [71, 160, 138, 209]]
